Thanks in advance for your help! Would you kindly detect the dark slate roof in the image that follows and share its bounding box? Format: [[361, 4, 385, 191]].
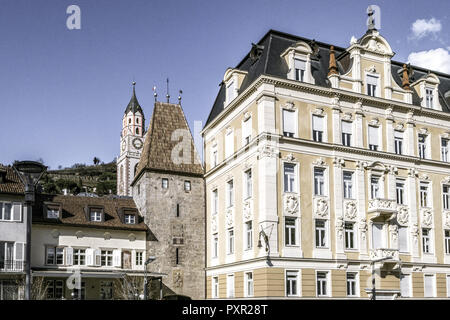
[[0, 165, 24, 195], [124, 84, 144, 115], [32, 194, 149, 232], [205, 29, 450, 127], [134, 102, 204, 180]]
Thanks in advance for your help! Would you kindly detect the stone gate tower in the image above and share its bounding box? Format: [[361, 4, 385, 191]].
[[131, 101, 205, 299], [117, 82, 146, 196]]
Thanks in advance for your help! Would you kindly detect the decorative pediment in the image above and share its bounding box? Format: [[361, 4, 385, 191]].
[[128, 233, 136, 241], [333, 157, 345, 168], [365, 65, 378, 73], [358, 31, 394, 56], [225, 126, 233, 135], [419, 173, 430, 181], [366, 161, 387, 173], [291, 41, 313, 55], [442, 132, 450, 140]]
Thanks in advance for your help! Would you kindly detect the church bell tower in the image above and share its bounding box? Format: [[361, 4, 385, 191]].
[[117, 82, 145, 196]]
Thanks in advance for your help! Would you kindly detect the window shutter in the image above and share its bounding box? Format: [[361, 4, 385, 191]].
[[294, 59, 306, 71], [367, 75, 378, 85], [66, 247, 73, 266], [14, 242, 25, 261], [225, 131, 234, 158], [243, 118, 251, 142], [399, 227, 408, 252], [400, 275, 410, 297], [424, 275, 434, 297], [283, 110, 295, 134], [113, 249, 122, 267], [372, 224, 383, 249], [94, 249, 101, 266], [341, 121, 352, 134], [86, 249, 94, 266], [368, 126, 378, 145], [312, 115, 324, 131]]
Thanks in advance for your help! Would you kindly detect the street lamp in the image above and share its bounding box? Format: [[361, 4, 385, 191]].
[[370, 256, 392, 300], [143, 256, 156, 300], [13, 161, 46, 301]]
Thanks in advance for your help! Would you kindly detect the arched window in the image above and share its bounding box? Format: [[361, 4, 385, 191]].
[[136, 118, 139, 124], [136, 128, 139, 135], [128, 118, 131, 124]]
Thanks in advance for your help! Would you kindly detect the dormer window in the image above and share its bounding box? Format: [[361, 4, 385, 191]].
[[124, 214, 135, 224], [366, 75, 378, 97], [294, 59, 306, 82], [44, 203, 60, 220], [89, 208, 102, 222], [226, 80, 237, 104], [425, 88, 434, 108]]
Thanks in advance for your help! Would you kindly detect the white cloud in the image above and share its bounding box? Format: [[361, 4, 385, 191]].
[[407, 48, 450, 74], [410, 18, 442, 40]]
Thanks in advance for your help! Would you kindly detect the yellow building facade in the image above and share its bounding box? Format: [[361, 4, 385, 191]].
[[202, 26, 450, 299]]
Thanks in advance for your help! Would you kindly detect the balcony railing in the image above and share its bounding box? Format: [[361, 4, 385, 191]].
[[0, 260, 25, 272], [369, 248, 400, 269]]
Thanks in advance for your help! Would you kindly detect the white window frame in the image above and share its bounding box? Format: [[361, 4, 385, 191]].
[[313, 167, 326, 196], [226, 180, 234, 208], [312, 115, 325, 142], [294, 58, 306, 82], [341, 120, 353, 147], [371, 223, 385, 249], [212, 189, 218, 215], [418, 134, 428, 159], [398, 226, 409, 253], [283, 162, 297, 193], [444, 230, 450, 255], [244, 169, 252, 199], [400, 274, 412, 298], [344, 222, 356, 250], [365, 73, 380, 98], [226, 274, 235, 298], [420, 182, 430, 208], [242, 116, 252, 146], [282, 108, 297, 138], [425, 87, 434, 109], [394, 130, 403, 155], [343, 171, 354, 199], [396, 180, 405, 205], [443, 184, 449, 210], [368, 125, 380, 151], [227, 228, 234, 255], [284, 217, 298, 247], [424, 274, 436, 298], [212, 276, 219, 299], [346, 272, 359, 297], [124, 214, 135, 224], [244, 272, 254, 297], [315, 219, 328, 248], [370, 175, 381, 200], [316, 271, 330, 297], [212, 233, 218, 258], [285, 270, 300, 297], [422, 228, 433, 254], [441, 138, 449, 162], [245, 221, 253, 250], [226, 79, 237, 105]]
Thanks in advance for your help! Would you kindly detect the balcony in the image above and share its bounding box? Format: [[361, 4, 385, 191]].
[[369, 248, 400, 270], [0, 260, 25, 272], [368, 198, 397, 221]]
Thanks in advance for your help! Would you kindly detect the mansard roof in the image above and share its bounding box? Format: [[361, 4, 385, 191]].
[[124, 83, 144, 115], [205, 29, 450, 127], [133, 102, 204, 182]]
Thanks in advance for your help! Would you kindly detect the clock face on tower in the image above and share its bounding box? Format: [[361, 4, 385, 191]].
[[132, 137, 143, 150]]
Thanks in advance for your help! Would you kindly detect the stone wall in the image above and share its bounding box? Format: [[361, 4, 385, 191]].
[[133, 171, 205, 299]]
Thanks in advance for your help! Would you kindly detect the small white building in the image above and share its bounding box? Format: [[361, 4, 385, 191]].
[[31, 194, 158, 300], [0, 165, 26, 300]]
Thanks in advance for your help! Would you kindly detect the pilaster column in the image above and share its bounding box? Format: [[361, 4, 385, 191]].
[[387, 166, 397, 200], [354, 101, 364, 148], [407, 169, 420, 261], [256, 86, 276, 135], [405, 111, 415, 157], [385, 108, 394, 153], [333, 157, 345, 259], [331, 96, 341, 144], [356, 161, 368, 258]]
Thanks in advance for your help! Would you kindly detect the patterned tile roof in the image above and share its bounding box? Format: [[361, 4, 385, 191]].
[[134, 102, 204, 181], [0, 165, 24, 195]]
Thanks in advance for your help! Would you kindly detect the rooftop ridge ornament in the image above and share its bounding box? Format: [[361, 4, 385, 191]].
[[166, 78, 170, 103], [366, 5, 381, 31], [178, 90, 183, 105], [153, 85, 158, 103], [328, 45, 338, 77]]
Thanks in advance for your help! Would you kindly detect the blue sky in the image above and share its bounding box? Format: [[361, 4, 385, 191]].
[[0, 0, 448, 169]]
